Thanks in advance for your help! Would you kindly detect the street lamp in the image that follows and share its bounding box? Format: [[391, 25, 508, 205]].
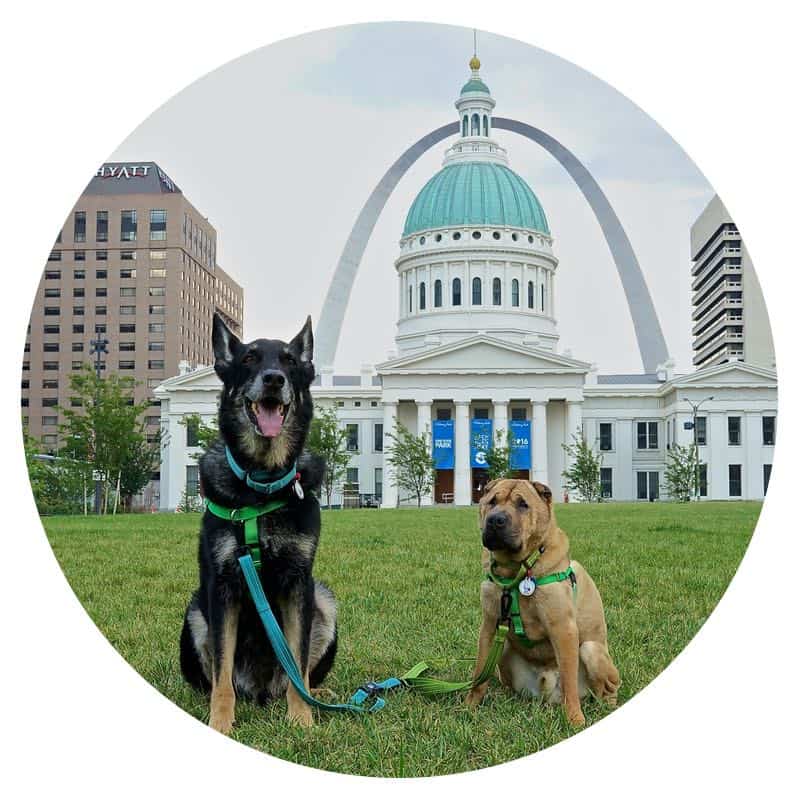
[[682, 395, 714, 501]]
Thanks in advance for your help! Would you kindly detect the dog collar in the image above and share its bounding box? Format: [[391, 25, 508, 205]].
[[224, 446, 298, 496]]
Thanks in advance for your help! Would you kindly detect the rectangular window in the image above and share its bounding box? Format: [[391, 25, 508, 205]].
[[695, 416, 707, 446], [374, 423, 384, 452], [41, 434, 57, 446], [72, 324, 84, 334], [94, 324, 106, 333], [121, 250, 137, 261], [44, 306, 60, 316], [71, 342, 83, 352], [43, 324, 60, 334], [149, 250, 167, 260], [148, 341, 165, 351], [762, 416, 776, 446], [41, 379, 58, 389], [148, 323, 165, 333], [45, 270, 61, 280], [119, 342, 135, 352], [149, 286, 166, 296], [96, 269, 107, 279], [186, 465, 200, 497], [346, 423, 359, 451], [43, 342, 59, 352], [511, 407, 527, 421], [74, 250, 85, 261], [121, 210, 137, 241], [149, 268, 167, 279], [637, 421, 659, 449], [699, 463, 708, 497], [73, 211, 86, 242], [636, 471, 648, 500], [119, 306, 136, 315], [73, 306, 84, 316], [95, 287, 107, 297], [41, 397, 58, 406], [120, 268, 136, 279], [436, 408, 452, 420], [600, 467, 613, 498], [21, 379, 30, 389], [120, 287, 136, 297], [375, 468, 383, 502], [119, 323, 136, 333], [728, 464, 742, 497], [44, 288, 60, 298], [346, 467, 359, 486], [22, 361, 30, 371], [186, 418, 199, 447], [763, 464, 772, 494], [96, 210, 108, 242], [71, 361, 82, 370], [149, 209, 167, 240], [148, 360, 164, 370], [473, 408, 489, 420], [95, 305, 107, 316], [145, 416, 160, 426], [637, 471, 659, 500], [118, 360, 135, 370], [41, 416, 58, 427], [73, 287, 84, 298], [96, 250, 108, 261], [149, 305, 165, 315], [649, 471, 659, 500], [74, 269, 85, 279], [599, 423, 613, 451], [728, 416, 741, 446], [48, 250, 61, 261]]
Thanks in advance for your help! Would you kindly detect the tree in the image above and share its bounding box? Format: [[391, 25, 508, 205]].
[[58, 366, 159, 511], [306, 405, 350, 508], [663, 443, 700, 502], [179, 412, 220, 459], [385, 420, 436, 508], [483, 428, 513, 481], [561, 432, 603, 503]]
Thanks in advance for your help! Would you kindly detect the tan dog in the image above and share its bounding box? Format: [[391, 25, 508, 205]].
[[465, 479, 619, 726]]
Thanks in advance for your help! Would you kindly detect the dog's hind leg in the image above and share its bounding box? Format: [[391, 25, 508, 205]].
[[308, 581, 338, 689], [579, 641, 620, 706], [208, 598, 240, 735], [179, 596, 211, 693]]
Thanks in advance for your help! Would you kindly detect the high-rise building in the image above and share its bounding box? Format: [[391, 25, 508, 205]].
[[690, 194, 774, 369], [23, 162, 244, 449]]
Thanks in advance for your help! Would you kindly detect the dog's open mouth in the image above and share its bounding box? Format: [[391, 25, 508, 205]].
[[246, 398, 287, 438]]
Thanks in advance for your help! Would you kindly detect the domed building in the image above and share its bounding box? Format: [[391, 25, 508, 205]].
[[155, 57, 777, 510]]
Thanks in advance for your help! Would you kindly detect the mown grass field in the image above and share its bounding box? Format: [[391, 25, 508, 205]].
[[41, 502, 759, 777]]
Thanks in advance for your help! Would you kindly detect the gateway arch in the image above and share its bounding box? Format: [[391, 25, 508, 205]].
[[316, 117, 669, 373]]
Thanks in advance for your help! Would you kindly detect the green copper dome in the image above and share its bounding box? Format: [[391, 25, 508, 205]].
[[460, 77, 490, 95], [403, 162, 550, 237]]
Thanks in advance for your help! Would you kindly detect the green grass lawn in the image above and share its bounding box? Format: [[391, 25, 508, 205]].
[[41, 502, 759, 777]]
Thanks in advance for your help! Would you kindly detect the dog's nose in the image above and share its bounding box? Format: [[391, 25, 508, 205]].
[[482, 511, 510, 549], [486, 511, 509, 531], [261, 370, 285, 389]]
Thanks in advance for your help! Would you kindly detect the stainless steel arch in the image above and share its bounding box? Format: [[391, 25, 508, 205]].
[[316, 117, 669, 372]]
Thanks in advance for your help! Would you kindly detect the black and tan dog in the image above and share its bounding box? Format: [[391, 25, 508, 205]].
[[465, 479, 619, 726], [179, 313, 336, 733]]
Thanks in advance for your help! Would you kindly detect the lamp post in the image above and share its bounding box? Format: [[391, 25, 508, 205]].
[[682, 395, 714, 501], [89, 336, 109, 513]]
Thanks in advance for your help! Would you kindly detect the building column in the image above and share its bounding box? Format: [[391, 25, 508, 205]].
[[744, 411, 762, 499], [493, 400, 508, 451], [381, 401, 398, 509], [417, 401, 434, 506], [708, 412, 727, 500], [531, 400, 549, 487], [454, 400, 472, 506], [564, 400, 584, 500]]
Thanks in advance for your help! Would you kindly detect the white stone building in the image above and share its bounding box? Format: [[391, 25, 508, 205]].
[[156, 57, 777, 510]]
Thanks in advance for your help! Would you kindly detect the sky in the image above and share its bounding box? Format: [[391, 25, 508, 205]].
[[110, 21, 714, 374]]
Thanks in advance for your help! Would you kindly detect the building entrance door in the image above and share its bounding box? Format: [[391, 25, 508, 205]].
[[435, 469, 454, 504], [472, 469, 489, 504]]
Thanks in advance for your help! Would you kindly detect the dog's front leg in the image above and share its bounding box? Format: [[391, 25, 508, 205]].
[[544, 612, 584, 727], [465, 617, 497, 709], [208, 594, 240, 735], [278, 584, 314, 728]]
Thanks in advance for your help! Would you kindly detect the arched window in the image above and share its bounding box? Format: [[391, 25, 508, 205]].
[[452, 277, 462, 306], [541, 283, 546, 312], [471, 113, 480, 136], [419, 282, 426, 310], [512, 279, 520, 307], [492, 277, 502, 305], [527, 281, 534, 309], [434, 279, 442, 307], [483, 115, 489, 136], [408, 285, 413, 313], [472, 276, 482, 305], [462, 115, 468, 137]]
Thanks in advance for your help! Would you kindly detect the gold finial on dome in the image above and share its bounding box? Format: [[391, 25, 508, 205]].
[[470, 29, 480, 71], [469, 54, 481, 71]]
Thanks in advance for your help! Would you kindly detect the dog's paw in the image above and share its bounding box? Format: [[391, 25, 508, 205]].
[[565, 706, 586, 727], [288, 705, 314, 728], [465, 689, 485, 709], [209, 707, 235, 735]]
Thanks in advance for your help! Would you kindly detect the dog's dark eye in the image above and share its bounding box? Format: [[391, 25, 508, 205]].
[[282, 351, 297, 366], [516, 498, 528, 510], [487, 496, 496, 506], [242, 352, 256, 365]]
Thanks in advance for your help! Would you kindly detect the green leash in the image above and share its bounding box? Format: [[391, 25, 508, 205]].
[[403, 551, 577, 695]]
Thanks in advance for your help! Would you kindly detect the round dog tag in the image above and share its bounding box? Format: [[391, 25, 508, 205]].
[[293, 481, 304, 500], [519, 576, 536, 596]]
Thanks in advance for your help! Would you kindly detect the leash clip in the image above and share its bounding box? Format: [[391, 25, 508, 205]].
[[357, 681, 384, 697]]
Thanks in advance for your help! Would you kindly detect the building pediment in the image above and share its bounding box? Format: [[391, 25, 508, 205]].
[[377, 336, 591, 375], [669, 361, 777, 389], [153, 365, 220, 395]]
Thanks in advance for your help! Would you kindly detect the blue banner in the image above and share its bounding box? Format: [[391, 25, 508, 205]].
[[432, 419, 454, 469], [509, 420, 532, 470], [471, 418, 493, 468]]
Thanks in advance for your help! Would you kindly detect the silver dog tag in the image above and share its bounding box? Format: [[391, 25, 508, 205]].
[[293, 481, 304, 500], [519, 576, 536, 596]]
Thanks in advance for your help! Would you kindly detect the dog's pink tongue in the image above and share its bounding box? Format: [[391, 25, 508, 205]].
[[254, 402, 283, 437]]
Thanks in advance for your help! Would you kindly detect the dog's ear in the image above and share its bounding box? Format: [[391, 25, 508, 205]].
[[289, 315, 314, 364], [483, 478, 502, 496], [212, 313, 241, 378], [531, 481, 552, 506]]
